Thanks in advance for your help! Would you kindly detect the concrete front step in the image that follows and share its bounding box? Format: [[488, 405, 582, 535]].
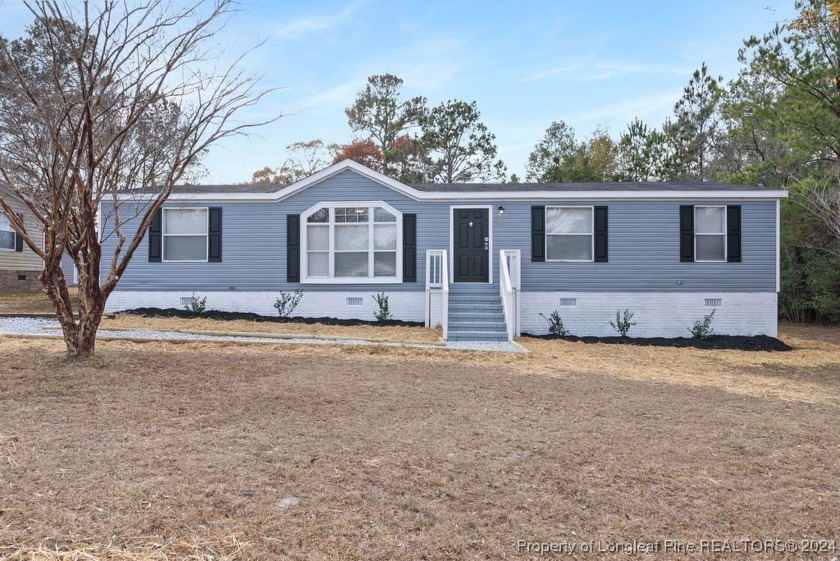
[[449, 290, 499, 298], [449, 286, 498, 293], [449, 312, 505, 322], [447, 283, 510, 342], [447, 331, 510, 341], [449, 305, 504, 315], [449, 321, 507, 330], [449, 298, 503, 306]]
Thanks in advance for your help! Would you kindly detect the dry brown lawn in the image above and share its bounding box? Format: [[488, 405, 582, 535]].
[[0, 291, 62, 314], [101, 314, 443, 345], [0, 291, 441, 343], [1, 323, 839, 560]]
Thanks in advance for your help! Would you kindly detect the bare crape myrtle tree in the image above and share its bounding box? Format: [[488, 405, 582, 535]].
[[0, 0, 276, 358], [795, 178, 840, 260]]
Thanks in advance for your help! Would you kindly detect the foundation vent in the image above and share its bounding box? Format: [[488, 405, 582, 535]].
[[346, 297, 364, 307], [558, 298, 577, 307], [705, 298, 722, 307], [180, 296, 195, 307]]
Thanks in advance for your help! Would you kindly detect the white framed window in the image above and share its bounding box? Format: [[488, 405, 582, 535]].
[[302, 202, 402, 283], [0, 212, 15, 251], [695, 206, 726, 262], [162, 207, 208, 262], [545, 206, 594, 262]]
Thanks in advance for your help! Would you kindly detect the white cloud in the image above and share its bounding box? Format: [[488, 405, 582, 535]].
[[520, 61, 693, 84], [496, 140, 539, 158], [582, 62, 694, 81], [385, 37, 463, 94], [518, 64, 581, 84], [285, 35, 464, 116], [289, 78, 366, 114], [568, 90, 682, 124], [273, 0, 367, 40]]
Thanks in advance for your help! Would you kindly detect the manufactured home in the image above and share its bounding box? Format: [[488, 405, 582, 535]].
[[101, 160, 787, 341]]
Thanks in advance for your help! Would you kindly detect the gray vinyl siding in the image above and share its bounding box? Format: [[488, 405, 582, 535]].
[[505, 200, 777, 292], [279, 170, 443, 292], [281, 170, 777, 293], [103, 169, 778, 293], [60, 252, 77, 285], [100, 202, 285, 291]]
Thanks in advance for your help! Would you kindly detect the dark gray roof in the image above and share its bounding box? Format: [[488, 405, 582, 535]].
[[162, 183, 285, 194], [139, 180, 775, 195], [409, 181, 775, 192]]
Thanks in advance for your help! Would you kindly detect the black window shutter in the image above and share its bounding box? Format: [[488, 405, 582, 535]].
[[594, 206, 608, 263], [14, 212, 23, 252], [403, 213, 416, 282], [531, 206, 545, 262], [727, 205, 742, 263], [148, 208, 162, 262], [287, 214, 300, 283], [679, 205, 694, 262], [208, 207, 222, 262]]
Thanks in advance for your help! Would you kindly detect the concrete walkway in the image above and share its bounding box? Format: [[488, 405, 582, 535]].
[[0, 317, 526, 353]]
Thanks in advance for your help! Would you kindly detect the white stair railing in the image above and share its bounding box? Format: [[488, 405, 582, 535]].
[[499, 249, 521, 340], [441, 253, 449, 340], [425, 249, 449, 339]]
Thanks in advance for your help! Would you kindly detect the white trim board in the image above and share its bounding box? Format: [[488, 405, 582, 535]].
[[545, 205, 595, 263], [693, 205, 727, 263], [115, 160, 790, 203], [299, 201, 403, 285], [776, 199, 781, 293], [161, 206, 210, 263], [0, 211, 17, 252]]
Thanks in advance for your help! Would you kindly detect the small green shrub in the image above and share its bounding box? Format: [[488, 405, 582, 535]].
[[539, 310, 569, 336], [609, 309, 637, 337], [372, 292, 391, 325], [689, 309, 716, 339], [184, 293, 207, 314], [274, 289, 303, 317]]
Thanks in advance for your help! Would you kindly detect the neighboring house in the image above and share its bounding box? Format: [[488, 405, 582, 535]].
[[0, 184, 44, 292], [101, 160, 787, 341]]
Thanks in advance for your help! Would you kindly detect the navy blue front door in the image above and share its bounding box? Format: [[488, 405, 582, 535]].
[[454, 208, 489, 282]]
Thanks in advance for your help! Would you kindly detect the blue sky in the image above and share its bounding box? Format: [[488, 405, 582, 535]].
[[0, 0, 798, 184]]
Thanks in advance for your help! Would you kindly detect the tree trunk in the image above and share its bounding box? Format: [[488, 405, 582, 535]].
[[381, 138, 390, 177], [73, 308, 104, 358], [41, 265, 105, 359], [0, 0, 275, 363]]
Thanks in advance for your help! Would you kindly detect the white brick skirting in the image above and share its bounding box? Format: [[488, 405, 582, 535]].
[[105, 290, 427, 323], [106, 289, 778, 337], [520, 292, 778, 337]]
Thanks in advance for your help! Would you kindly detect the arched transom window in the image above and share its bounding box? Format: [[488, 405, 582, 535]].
[[302, 202, 402, 283]]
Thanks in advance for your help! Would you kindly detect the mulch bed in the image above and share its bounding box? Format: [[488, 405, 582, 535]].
[[123, 307, 424, 327], [520, 333, 792, 351]]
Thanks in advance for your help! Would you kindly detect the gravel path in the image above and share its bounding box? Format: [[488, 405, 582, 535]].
[[0, 317, 525, 353]]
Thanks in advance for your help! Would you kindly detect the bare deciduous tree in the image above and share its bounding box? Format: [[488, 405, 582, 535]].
[[794, 177, 840, 259], [250, 139, 333, 184], [0, 0, 276, 358]]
